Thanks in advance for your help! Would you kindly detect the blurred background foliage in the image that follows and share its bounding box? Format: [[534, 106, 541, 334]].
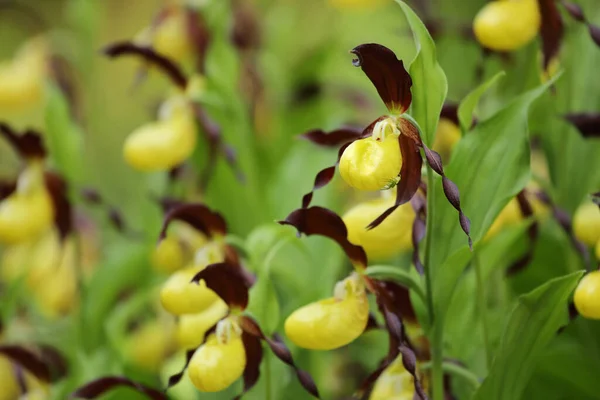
[[0, 0, 599, 399]]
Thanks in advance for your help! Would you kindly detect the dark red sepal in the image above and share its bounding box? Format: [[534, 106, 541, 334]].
[[300, 128, 363, 148], [233, 332, 263, 399], [158, 202, 227, 241], [103, 42, 187, 89], [70, 376, 166, 400], [279, 206, 368, 268], [538, 0, 564, 69], [191, 262, 251, 310], [239, 316, 320, 399], [0, 124, 46, 159], [44, 172, 73, 240], [564, 113, 600, 138], [0, 344, 66, 383], [350, 44, 413, 114]]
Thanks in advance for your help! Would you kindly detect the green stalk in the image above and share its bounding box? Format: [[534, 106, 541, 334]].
[[473, 251, 492, 370], [424, 166, 443, 400], [264, 352, 272, 400]]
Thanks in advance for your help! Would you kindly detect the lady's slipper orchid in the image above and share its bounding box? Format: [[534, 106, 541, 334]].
[[0, 37, 48, 113], [123, 95, 197, 171], [160, 265, 222, 315], [473, 0, 541, 52], [370, 355, 423, 400], [574, 271, 600, 320], [573, 201, 600, 247], [343, 195, 414, 261], [188, 317, 247, 392], [176, 300, 228, 350], [299, 43, 470, 246], [125, 319, 175, 372], [285, 273, 369, 350]]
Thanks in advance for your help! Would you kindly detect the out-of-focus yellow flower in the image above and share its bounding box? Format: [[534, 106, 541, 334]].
[[123, 95, 197, 171], [573, 202, 600, 247], [152, 9, 194, 63], [473, 0, 541, 51], [152, 236, 185, 274], [432, 118, 461, 161], [484, 193, 549, 241], [574, 271, 600, 320], [125, 319, 175, 372], [176, 299, 228, 350], [284, 273, 369, 350], [369, 356, 419, 400], [595, 238, 600, 260], [0, 161, 54, 245], [329, 0, 388, 10], [0, 356, 47, 400], [340, 121, 402, 191], [0, 37, 47, 113], [160, 266, 220, 315], [343, 196, 414, 261], [188, 318, 246, 392]]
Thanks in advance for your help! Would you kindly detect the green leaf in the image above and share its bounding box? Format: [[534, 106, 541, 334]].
[[363, 264, 426, 303], [429, 77, 559, 317], [472, 271, 584, 400], [44, 84, 84, 183], [457, 71, 506, 133], [247, 277, 280, 335], [396, 0, 448, 146]]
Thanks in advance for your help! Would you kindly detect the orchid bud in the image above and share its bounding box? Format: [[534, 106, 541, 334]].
[[188, 318, 246, 392], [0, 37, 47, 113], [339, 121, 402, 191], [0, 162, 54, 244], [343, 196, 414, 261], [125, 319, 175, 372], [574, 271, 600, 320], [176, 299, 228, 350], [370, 356, 421, 400], [160, 266, 220, 315], [123, 96, 197, 171], [284, 273, 369, 350], [473, 0, 541, 51], [573, 202, 600, 247]]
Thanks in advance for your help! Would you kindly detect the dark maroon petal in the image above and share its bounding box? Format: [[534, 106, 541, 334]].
[[564, 113, 600, 138], [300, 128, 363, 148], [507, 190, 539, 276], [70, 376, 166, 400], [589, 24, 600, 47], [423, 145, 472, 250], [185, 7, 211, 73], [398, 344, 429, 400], [191, 262, 250, 310], [536, 190, 591, 270], [0, 180, 16, 201], [301, 142, 350, 209], [167, 348, 201, 389], [234, 332, 263, 399], [239, 317, 320, 399], [410, 194, 427, 275], [367, 134, 422, 230], [158, 202, 227, 241], [38, 345, 68, 381], [279, 206, 368, 268], [0, 345, 51, 382], [378, 280, 417, 324], [538, 0, 565, 69], [560, 1, 585, 21], [103, 42, 187, 89], [591, 191, 600, 208], [365, 312, 382, 331], [43, 172, 73, 241], [350, 44, 413, 114], [0, 124, 46, 159]]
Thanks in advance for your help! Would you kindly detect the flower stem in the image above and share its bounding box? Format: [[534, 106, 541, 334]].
[[474, 251, 493, 370], [264, 352, 272, 400], [424, 165, 444, 400]]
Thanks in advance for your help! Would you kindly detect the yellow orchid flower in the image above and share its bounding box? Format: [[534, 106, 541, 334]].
[[574, 271, 600, 320], [573, 202, 600, 247], [176, 299, 228, 350]]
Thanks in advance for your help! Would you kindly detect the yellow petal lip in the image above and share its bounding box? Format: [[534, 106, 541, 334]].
[[339, 135, 402, 191], [473, 0, 541, 51], [0, 191, 54, 244], [188, 333, 246, 392], [343, 197, 414, 261], [160, 266, 220, 315], [176, 300, 229, 350], [573, 202, 600, 247], [152, 236, 185, 274], [284, 276, 369, 350], [574, 271, 600, 320]]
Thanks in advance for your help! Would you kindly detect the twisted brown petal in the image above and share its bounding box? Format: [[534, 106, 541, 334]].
[[44, 172, 73, 240], [279, 206, 368, 268], [158, 202, 227, 241], [0, 124, 46, 159], [70, 376, 166, 399], [300, 128, 363, 148], [350, 44, 413, 114], [239, 317, 320, 399], [538, 0, 564, 69], [234, 332, 263, 399], [103, 42, 187, 88], [410, 193, 427, 275], [559, 1, 600, 47], [0, 346, 51, 382], [564, 113, 600, 138]]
